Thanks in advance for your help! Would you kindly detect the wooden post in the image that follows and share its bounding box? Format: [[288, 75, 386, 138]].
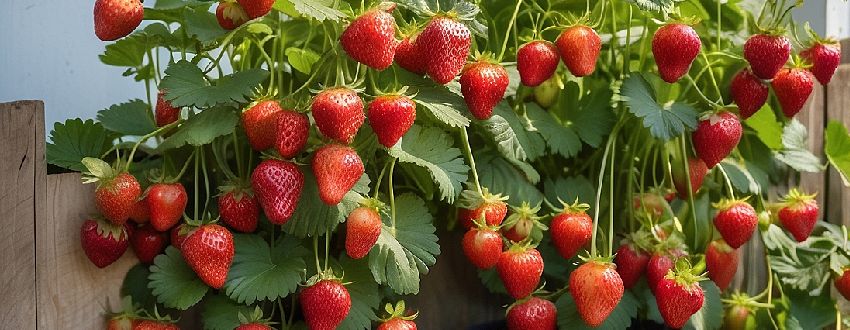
[[827, 65, 850, 226]]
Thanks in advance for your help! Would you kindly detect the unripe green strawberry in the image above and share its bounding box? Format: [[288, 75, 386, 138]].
[[251, 159, 305, 225], [462, 226, 503, 269], [300, 279, 351, 330], [569, 260, 624, 327], [730, 69, 769, 119], [345, 206, 383, 259], [311, 87, 365, 144], [801, 41, 842, 85], [417, 17, 471, 84], [652, 23, 701, 83], [743, 34, 791, 80], [340, 5, 399, 70], [312, 144, 365, 205], [506, 297, 557, 330], [550, 201, 592, 260], [692, 111, 742, 168], [655, 268, 705, 329], [772, 67, 815, 118], [533, 75, 560, 108], [778, 189, 819, 242], [182, 224, 234, 289], [556, 25, 601, 77], [460, 60, 509, 120], [368, 94, 416, 148], [705, 239, 739, 291], [497, 245, 544, 299], [517, 40, 560, 87], [712, 199, 758, 249], [81, 218, 130, 268], [94, 0, 143, 41]]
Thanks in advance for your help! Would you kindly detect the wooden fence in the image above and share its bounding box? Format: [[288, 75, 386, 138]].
[[0, 43, 848, 329]]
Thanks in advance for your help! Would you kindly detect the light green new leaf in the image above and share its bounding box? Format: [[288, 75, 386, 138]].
[[337, 257, 380, 330], [368, 194, 440, 295], [825, 120, 850, 186], [774, 119, 824, 173], [201, 293, 255, 330], [744, 104, 783, 150], [160, 60, 269, 108], [287, 0, 346, 21], [96, 99, 157, 136], [224, 234, 309, 304], [286, 48, 321, 74], [283, 170, 370, 237], [388, 125, 469, 203], [525, 103, 582, 158], [621, 74, 698, 141], [557, 291, 639, 330], [46, 119, 115, 172], [683, 282, 723, 330], [148, 247, 209, 310], [414, 85, 471, 128], [157, 106, 239, 152]]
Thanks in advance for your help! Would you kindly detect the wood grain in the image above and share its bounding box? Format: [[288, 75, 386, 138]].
[[826, 65, 850, 226], [797, 83, 827, 209], [0, 101, 41, 329]]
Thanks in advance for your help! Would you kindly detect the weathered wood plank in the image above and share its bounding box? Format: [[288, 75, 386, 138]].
[[797, 83, 827, 209], [826, 65, 850, 226], [36, 173, 138, 329], [0, 101, 41, 329]]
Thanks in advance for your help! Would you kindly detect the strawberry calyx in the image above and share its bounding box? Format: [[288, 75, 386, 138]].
[[621, 231, 653, 254], [782, 188, 817, 209], [789, 55, 813, 69], [456, 188, 508, 210], [711, 196, 751, 212], [665, 15, 701, 26], [722, 292, 774, 310], [93, 217, 129, 240], [578, 254, 616, 265], [217, 179, 254, 199], [553, 197, 591, 215], [106, 296, 142, 322], [802, 22, 838, 47], [358, 197, 387, 213], [137, 305, 179, 324], [664, 258, 706, 288], [505, 239, 538, 254], [380, 300, 419, 322], [237, 306, 277, 327], [502, 202, 547, 232], [305, 269, 347, 287]]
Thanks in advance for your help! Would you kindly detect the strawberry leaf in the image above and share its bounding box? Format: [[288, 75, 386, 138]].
[[159, 60, 269, 108], [224, 234, 309, 304], [478, 102, 546, 162], [683, 282, 723, 330], [565, 85, 616, 148], [825, 120, 850, 186], [744, 104, 784, 150], [368, 193, 440, 295], [285, 48, 322, 74], [621, 74, 698, 141], [556, 290, 639, 330], [774, 119, 824, 173], [624, 0, 675, 14], [719, 160, 761, 194], [201, 293, 256, 330], [337, 257, 381, 330], [388, 125, 469, 203], [285, 0, 346, 22], [157, 106, 240, 152], [414, 85, 472, 128], [525, 103, 582, 158], [476, 268, 506, 295], [183, 5, 227, 43], [121, 263, 156, 310], [283, 169, 370, 237], [543, 176, 596, 214], [476, 150, 544, 206], [148, 246, 209, 310], [763, 224, 836, 295], [46, 119, 115, 172], [782, 288, 836, 330], [96, 99, 157, 136]]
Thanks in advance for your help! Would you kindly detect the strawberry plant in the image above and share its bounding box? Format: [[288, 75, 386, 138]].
[[45, 0, 850, 328]]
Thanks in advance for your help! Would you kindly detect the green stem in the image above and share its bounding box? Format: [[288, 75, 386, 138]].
[[607, 136, 616, 257], [201, 146, 211, 217], [680, 135, 699, 239], [700, 51, 724, 103], [591, 136, 614, 258], [173, 152, 196, 181], [497, 0, 523, 61], [373, 158, 392, 199], [324, 230, 330, 271], [124, 120, 181, 172], [460, 127, 482, 193], [622, 5, 633, 76], [716, 163, 737, 200], [716, 0, 722, 51], [388, 158, 397, 232], [313, 236, 322, 274], [194, 146, 200, 220]]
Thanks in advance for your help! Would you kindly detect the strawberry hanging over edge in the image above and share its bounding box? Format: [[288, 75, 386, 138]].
[[556, 24, 602, 77], [569, 259, 625, 327], [460, 59, 509, 120], [83, 157, 142, 226], [705, 239, 739, 291], [505, 296, 557, 330], [655, 263, 706, 329], [274, 109, 309, 159], [81, 218, 131, 268], [312, 144, 365, 205], [517, 40, 560, 87], [311, 87, 366, 144], [340, 3, 399, 70], [242, 100, 282, 151], [778, 188, 819, 242], [216, 1, 249, 30], [251, 159, 305, 225], [497, 243, 544, 299], [217, 183, 260, 233], [417, 16, 472, 84], [94, 0, 144, 41], [131, 223, 169, 264], [801, 40, 842, 85], [712, 198, 758, 249], [730, 68, 769, 119], [550, 199, 593, 260], [368, 94, 417, 148], [236, 0, 274, 19], [692, 111, 742, 168], [743, 33, 791, 80], [182, 223, 234, 289], [377, 301, 419, 330], [147, 182, 189, 232], [457, 188, 509, 230], [345, 199, 385, 259], [772, 67, 815, 118], [652, 23, 702, 83], [300, 274, 352, 330]]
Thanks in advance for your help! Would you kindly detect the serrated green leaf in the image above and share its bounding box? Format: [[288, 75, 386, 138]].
[[414, 85, 471, 128], [476, 268, 507, 295], [557, 290, 639, 329], [286, 0, 346, 21], [160, 60, 269, 108], [285, 47, 321, 74], [625, 0, 675, 13], [543, 176, 596, 212], [46, 119, 115, 172], [719, 160, 761, 194], [157, 106, 239, 151], [479, 102, 546, 161], [683, 282, 723, 330], [476, 150, 544, 206], [565, 86, 616, 148], [525, 103, 582, 158], [121, 263, 156, 309], [247, 23, 273, 35], [621, 74, 698, 141], [201, 293, 255, 330], [368, 194, 440, 295], [774, 119, 824, 173], [99, 33, 153, 67], [148, 246, 209, 310], [825, 120, 850, 186], [224, 234, 309, 304], [744, 104, 783, 150], [388, 125, 468, 203], [184, 5, 226, 42], [785, 289, 836, 330], [283, 170, 370, 237], [337, 257, 380, 330], [96, 99, 157, 136]]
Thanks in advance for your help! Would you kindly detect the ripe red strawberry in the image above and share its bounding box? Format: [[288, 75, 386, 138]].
[[345, 206, 383, 259], [95, 172, 142, 225], [311, 87, 365, 144], [171, 224, 188, 250], [652, 23, 701, 83], [274, 109, 309, 159], [107, 315, 136, 330], [614, 243, 650, 289], [705, 239, 739, 291], [368, 95, 417, 148], [251, 159, 305, 224], [216, 1, 249, 30], [497, 245, 544, 299], [655, 270, 705, 328], [550, 202, 592, 260], [132, 320, 179, 330], [460, 60, 509, 120], [743, 34, 791, 80], [234, 324, 271, 330], [340, 5, 399, 70], [236, 0, 274, 19], [417, 17, 472, 84], [723, 304, 752, 330], [300, 279, 352, 330], [778, 189, 819, 242], [155, 91, 180, 127], [243, 100, 282, 151], [462, 226, 503, 269], [556, 25, 601, 77], [129, 198, 150, 224], [131, 223, 169, 264], [458, 190, 508, 229], [501, 203, 545, 243], [378, 318, 417, 330], [672, 157, 708, 200], [801, 41, 842, 85], [692, 111, 742, 168], [312, 144, 365, 205], [94, 0, 143, 41], [395, 36, 426, 75], [81, 218, 130, 268], [569, 260, 625, 327], [517, 40, 560, 87], [505, 297, 557, 330], [647, 252, 676, 294], [713, 199, 757, 249], [730, 68, 769, 119], [218, 187, 260, 233], [834, 267, 850, 300], [147, 183, 188, 232], [772, 67, 815, 118], [182, 224, 234, 289]]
